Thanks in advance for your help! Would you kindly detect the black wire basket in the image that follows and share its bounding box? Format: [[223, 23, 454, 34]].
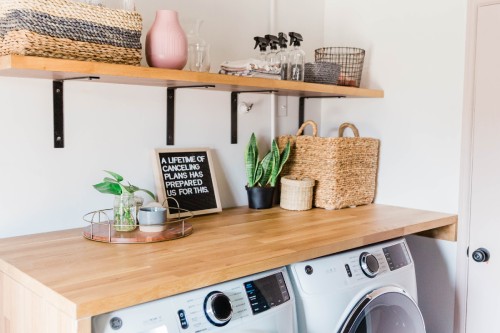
[[314, 47, 365, 87]]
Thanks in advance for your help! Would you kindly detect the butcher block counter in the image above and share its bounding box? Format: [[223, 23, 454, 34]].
[[0, 204, 457, 333]]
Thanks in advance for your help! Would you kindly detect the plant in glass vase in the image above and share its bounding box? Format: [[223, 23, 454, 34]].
[[93, 170, 156, 231]]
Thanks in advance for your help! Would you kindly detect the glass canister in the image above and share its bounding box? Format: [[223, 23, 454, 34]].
[[189, 43, 210, 72], [185, 19, 211, 72], [113, 193, 137, 231]]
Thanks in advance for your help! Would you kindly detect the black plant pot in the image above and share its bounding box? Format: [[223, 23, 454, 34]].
[[245, 186, 275, 209]]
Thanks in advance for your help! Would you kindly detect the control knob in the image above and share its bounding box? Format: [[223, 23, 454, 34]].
[[204, 291, 233, 327], [360, 252, 380, 278]]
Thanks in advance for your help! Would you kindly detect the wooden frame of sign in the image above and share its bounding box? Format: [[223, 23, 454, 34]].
[[153, 148, 222, 217]]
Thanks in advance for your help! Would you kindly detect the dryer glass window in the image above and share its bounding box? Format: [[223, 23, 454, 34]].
[[341, 290, 425, 333]]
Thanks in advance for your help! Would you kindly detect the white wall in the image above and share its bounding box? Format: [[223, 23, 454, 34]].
[[0, 0, 324, 238], [322, 1, 466, 332]]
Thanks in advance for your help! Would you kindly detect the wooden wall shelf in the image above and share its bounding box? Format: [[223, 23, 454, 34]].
[[0, 55, 384, 98], [0, 55, 384, 147]]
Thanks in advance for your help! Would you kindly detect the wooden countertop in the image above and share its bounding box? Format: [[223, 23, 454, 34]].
[[0, 204, 457, 320]]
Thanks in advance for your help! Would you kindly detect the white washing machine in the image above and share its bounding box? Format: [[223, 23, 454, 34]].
[[92, 267, 297, 333], [288, 238, 426, 333]]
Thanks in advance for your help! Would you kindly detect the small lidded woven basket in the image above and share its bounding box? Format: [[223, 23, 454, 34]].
[[280, 176, 315, 211]]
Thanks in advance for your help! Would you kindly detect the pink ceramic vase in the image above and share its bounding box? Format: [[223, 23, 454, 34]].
[[146, 10, 188, 69]]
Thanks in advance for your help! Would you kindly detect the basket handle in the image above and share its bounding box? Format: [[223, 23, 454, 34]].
[[338, 123, 360, 137], [296, 120, 318, 137]]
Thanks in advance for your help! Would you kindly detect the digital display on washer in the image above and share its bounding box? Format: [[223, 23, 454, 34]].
[[383, 242, 412, 271], [244, 272, 290, 315]]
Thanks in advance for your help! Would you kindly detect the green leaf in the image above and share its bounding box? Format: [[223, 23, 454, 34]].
[[265, 140, 291, 187], [93, 181, 122, 195], [259, 151, 273, 186], [268, 140, 281, 186], [252, 163, 263, 187], [104, 170, 124, 182], [276, 141, 291, 176], [125, 183, 140, 193], [245, 133, 260, 186], [124, 183, 156, 200], [103, 177, 119, 183], [93, 170, 156, 200]]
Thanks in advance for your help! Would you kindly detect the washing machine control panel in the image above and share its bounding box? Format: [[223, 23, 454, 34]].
[[357, 242, 410, 278], [92, 267, 296, 333], [349, 241, 411, 280], [244, 271, 291, 314], [287, 238, 415, 297], [383, 242, 412, 271], [171, 269, 293, 333]]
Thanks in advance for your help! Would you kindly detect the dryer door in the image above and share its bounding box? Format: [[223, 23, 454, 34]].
[[339, 286, 425, 333]]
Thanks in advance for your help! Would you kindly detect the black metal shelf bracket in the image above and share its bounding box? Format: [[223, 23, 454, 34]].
[[231, 90, 277, 144], [298, 96, 346, 128], [52, 76, 100, 148], [166, 85, 215, 145]]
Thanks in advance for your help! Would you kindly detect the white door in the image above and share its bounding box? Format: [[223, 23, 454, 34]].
[[459, 1, 500, 331]]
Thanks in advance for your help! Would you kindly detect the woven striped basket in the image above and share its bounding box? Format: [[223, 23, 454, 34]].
[[0, 0, 142, 65], [278, 120, 379, 210]]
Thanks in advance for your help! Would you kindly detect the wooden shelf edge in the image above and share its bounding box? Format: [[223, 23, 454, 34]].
[[416, 223, 457, 241], [401, 213, 458, 241], [0, 55, 384, 98]]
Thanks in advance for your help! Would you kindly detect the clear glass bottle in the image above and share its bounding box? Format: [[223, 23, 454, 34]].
[[265, 35, 280, 75], [190, 43, 211, 72], [254, 37, 269, 63], [185, 19, 211, 72], [277, 32, 290, 80], [289, 32, 305, 81]]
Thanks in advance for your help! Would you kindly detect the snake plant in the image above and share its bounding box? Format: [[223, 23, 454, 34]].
[[245, 133, 291, 187]]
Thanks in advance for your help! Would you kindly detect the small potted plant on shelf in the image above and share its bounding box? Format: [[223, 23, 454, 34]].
[[245, 133, 291, 209], [93, 170, 156, 232]]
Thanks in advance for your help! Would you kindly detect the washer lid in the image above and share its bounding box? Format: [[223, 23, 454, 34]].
[[339, 286, 425, 333]]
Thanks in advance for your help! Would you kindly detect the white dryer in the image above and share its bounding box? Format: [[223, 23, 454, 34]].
[[92, 267, 297, 333], [288, 238, 425, 333]]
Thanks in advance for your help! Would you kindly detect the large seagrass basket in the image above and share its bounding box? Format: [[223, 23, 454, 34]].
[[0, 0, 142, 65], [278, 120, 379, 210]]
